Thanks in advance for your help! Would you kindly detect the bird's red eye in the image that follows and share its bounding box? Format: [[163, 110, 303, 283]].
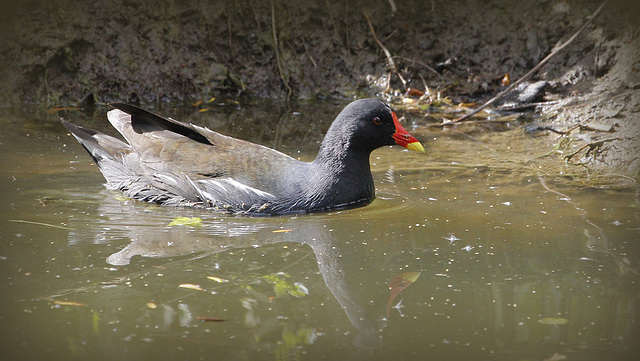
[[372, 116, 382, 125]]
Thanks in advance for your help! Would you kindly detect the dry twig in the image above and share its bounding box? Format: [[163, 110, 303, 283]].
[[271, 0, 292, 98], [8, 219, 73, 230], [451, 1, 607, 124], [564, 137, 620, 161], [397, 56, 444, 81], [363, 12, 407, 90]]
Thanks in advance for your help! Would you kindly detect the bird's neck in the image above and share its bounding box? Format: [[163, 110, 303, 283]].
[[308, 147, 375, 208]]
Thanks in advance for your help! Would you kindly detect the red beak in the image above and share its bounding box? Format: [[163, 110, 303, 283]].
[[391, 111, 425, 152]]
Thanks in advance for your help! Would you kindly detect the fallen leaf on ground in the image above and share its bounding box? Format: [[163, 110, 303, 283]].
[[502, 73, 510, 86], [406, 88, 425, 97]]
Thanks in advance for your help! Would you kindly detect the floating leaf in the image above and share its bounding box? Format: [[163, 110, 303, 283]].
[[52, 300, 87, 307], [263, 273, 308, 298], [168, 217, 202, 227], [207, 276, 229, 283], [198, 108, 209, 112], [263, 272, 288, 282], [272, 229, 295, 233], [273, 280, 290, 297], [147, 302, 157, 309], [92, 311, 100, 335], [179, 283, 203, 291], [288, 283, 309, 298], [537, 317, 569, 325], [386, 272, 421, 317]]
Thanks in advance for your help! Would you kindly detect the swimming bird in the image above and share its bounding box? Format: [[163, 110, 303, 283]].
[[62, 99, 424, 215]]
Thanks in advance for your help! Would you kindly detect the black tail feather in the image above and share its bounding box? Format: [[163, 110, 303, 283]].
[[61, 119, 104, 164], [110, 103, 212, 145]]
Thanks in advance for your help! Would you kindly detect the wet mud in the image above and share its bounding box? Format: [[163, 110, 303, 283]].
[[0, 0, 638, 180]]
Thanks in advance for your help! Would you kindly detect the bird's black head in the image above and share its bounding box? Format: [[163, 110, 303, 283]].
[[327, 98, 424, 154]]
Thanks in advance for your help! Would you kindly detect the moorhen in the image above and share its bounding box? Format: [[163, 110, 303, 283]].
[[62, 99, 424, 215]]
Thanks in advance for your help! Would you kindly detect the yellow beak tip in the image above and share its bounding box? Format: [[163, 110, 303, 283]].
[[406, 142, 425, 153]]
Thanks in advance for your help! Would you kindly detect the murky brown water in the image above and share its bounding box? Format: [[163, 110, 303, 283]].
[[1, 102, 638, 361]]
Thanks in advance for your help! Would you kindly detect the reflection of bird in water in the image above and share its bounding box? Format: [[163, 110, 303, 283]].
[[81, 200, 384, 348]]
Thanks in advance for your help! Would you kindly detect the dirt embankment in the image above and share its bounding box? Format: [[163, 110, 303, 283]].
[[0, 0, 638, 180]]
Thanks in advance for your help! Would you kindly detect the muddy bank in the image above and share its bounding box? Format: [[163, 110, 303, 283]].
[[537, 37, 640, 184], [0, 0, 635, 103], [0, 0, 638, 180]]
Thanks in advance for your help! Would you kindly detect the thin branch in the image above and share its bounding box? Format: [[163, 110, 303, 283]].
[[8, 219, 73, 230], [271, 0, 292, 98], [564, 137, 620, 161], [387, 0, 397, 13], [302, 41, 318, 68], [363, 12, 406, 89], [397, 56, 444, 81], [227, 7, 234, 60], [451, 1, 607, 123]]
